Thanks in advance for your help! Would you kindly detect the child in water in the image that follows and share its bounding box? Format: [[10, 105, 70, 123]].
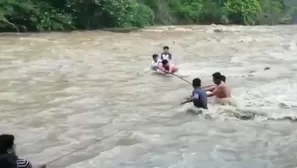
[[160, 46, 172, 61], [158, 60, 178, 74], [151, 54, 160, 71]]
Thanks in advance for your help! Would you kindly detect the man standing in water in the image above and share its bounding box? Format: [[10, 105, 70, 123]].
[[204, 74, 226, 91], [180, 78, 208, 109], [207, 72, 233, 105]]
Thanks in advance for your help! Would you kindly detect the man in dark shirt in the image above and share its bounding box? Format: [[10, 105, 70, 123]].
[[180, 78, 208, 109]]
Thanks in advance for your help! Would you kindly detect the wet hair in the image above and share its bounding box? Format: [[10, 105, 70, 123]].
[[212, 72, 222, 80], [152, 54, 158, 58], [221, 75, 226, 82], [192, 78, 201, 87], [162, 59, 168, 65], [0, 134, 14, 155], [163, 46, 169, 50]]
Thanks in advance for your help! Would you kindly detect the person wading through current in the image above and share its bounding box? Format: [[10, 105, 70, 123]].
[[0, 134, 46, 168], [207, 72, 234, 105], [204, 74, 226, 92], [180, 78, 208, 109]]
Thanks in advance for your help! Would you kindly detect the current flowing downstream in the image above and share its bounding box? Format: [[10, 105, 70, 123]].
[[0, 25, 297, 168]]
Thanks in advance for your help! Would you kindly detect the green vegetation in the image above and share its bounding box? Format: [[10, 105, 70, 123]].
[[0, 0, 296, 32]]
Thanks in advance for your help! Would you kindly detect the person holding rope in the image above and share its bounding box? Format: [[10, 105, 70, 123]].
[[207, 72, 235, 105], [180, 78, 208, 109], [204, 74, 226, 92], [0, 134, 46, 168]]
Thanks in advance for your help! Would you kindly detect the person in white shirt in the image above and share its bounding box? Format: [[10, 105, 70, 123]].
[[151, 54, 161, 70], [160, 46, 172, 61]]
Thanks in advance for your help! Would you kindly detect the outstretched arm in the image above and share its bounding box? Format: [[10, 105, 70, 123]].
[[181, 93, 199, 105], [207, 86, 219, 97], [203, 85, 216, 91]]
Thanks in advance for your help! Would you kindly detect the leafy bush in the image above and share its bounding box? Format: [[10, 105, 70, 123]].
[[66, 0, 154, 28], [0, 0, 74, 31], [0, 0, 296, 32], [225, 0, 262, 25], [119, 2, 154, 27]]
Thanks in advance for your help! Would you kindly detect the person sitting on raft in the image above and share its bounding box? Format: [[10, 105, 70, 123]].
[[151, 54, 161, 71], [180, 78, 208, 109], [207, 72, 233, 105], [158, 60, 178, 74], [160, 46, 172, 61]]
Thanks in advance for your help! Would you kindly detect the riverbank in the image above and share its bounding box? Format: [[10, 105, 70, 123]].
[[0, 0, 296, 33]]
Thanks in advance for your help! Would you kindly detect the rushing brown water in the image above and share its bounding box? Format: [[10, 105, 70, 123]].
[[1, 25, 297, 168]]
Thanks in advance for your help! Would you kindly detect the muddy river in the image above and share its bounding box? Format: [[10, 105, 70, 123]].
[[0, 25, 297, 168]]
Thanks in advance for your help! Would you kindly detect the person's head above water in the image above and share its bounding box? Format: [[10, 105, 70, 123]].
[[163, 46, 169, 52], [192, 78, 201, 88], [0, 134, 14, 155], [212, 72, 222, 85], [161, 60, 169, 70], [221, 75, 226, 82], [162, 59, 169, 66], [152, 54, 158, 62]]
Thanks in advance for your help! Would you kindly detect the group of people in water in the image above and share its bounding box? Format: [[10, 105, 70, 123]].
[[151, 46, 232, 110], [151, 46, 178, 74], [181, 72, 232, 109], [0, 46, 232, 168]]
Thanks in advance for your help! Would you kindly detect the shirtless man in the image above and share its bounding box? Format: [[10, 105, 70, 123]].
[[207, 72, 233, 105], [204, 74, 226, 92]]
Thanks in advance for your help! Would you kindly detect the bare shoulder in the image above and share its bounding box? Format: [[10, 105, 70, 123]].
[[220, 83, 229, 88], [216, 84, 225, 89]]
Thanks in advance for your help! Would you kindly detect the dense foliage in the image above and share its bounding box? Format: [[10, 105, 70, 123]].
[[0, 0, 296, 32]]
